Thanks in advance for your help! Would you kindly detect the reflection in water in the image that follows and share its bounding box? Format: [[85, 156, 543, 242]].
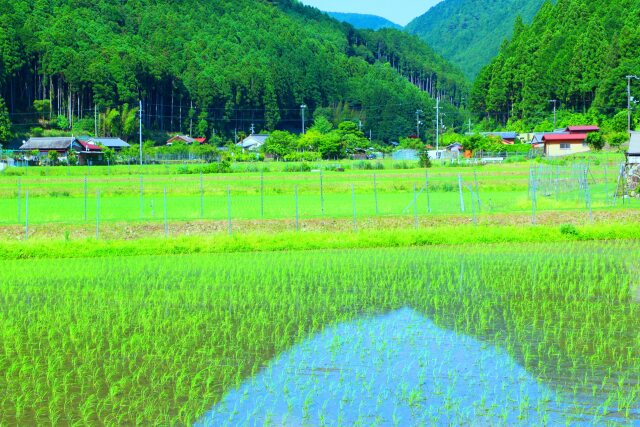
[[196, 308, 631, 426]]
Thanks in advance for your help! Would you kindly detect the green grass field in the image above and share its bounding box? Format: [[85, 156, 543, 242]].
[[0, 156, 636, 234]]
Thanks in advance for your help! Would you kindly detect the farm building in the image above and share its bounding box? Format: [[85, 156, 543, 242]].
[[238, 134, 269, 151], [167, 135, 206, 145], [542, 133, 590, 157]]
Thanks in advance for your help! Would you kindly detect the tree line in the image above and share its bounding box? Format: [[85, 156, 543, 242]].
[[471, 0, 640, 130], [0, 0, 469, 147]]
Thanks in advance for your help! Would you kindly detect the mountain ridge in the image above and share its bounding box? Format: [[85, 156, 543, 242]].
[[326, 12, 402, 30]]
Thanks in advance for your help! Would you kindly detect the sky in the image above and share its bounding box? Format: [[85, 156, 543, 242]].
[[299, 0, 442, 26]]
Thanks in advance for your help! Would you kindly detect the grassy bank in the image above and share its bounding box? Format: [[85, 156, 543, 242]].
[[1, 222, 638, 260]]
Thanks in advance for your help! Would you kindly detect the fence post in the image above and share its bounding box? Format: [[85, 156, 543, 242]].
[[295, 185, 299, 232], [25, 190, 29, 240], [458, 173, 465, 213], [474, 169, 481, 212], [532, 172, 537, 225], [352, 184, 357, 232], [320, 170, 324, 217], [425, 170, 431, 213], [373, 173, 379, 216], [260, 171, 264, 219], [17, 177, 21, 224], [200, 171, 204, 219], [413, 183, 418, 229], [227, 186, 232, 236], [163, 187, 168, 238], [140, 175, 144, 220], [84, 175, 88, 221], [96, 189, 100, 240]]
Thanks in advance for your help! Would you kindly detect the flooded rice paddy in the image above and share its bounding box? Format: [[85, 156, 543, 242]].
[[198, 308, 637, 426]]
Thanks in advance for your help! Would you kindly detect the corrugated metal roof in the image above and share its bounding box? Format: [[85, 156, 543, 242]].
[[20, 137, 74, 150], [479, 132, 518, 139], [87, 137, 129, 148], [567, 125, 599, 132], [629, 132, 640, 154]]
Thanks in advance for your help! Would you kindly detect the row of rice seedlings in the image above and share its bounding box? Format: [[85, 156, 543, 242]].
[[0, 240, 638, 424]]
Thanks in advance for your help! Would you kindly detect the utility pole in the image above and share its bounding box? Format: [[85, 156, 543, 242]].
[[548, 100, 558, 129], [300, 104, 307, 135], [434, 98, 440, 152], [94, 104, 97, 137], [139, 99, 143, 166], [468, 118, 472, 133], [250, 123, 255, 135], [358, 119, 363, 132], [626, 76, 639, 134], [415, 109, 423, 139]]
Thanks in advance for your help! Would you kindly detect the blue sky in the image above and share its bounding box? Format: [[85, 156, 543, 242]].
[[299, 0, 442, 26]]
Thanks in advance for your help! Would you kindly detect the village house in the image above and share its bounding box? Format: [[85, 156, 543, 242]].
[[542, 133, 590, 157], [166, 135, 207, 145], [566, 125, 600, 134], [478, 132, 518, 145], [19, 137, 105, 165], [238, 134, 269, 151], [83, 137, 130, 152]]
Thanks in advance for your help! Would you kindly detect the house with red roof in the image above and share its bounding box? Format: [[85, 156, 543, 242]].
[[566, 125, 600, 134], [543, 133, 590, 157]]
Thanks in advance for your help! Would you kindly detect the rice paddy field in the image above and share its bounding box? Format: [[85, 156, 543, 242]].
[[0, 238, 639, 425], [1, 156, 639, 426]]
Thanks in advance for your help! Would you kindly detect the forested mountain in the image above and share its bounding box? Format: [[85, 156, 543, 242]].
[[471, 0, 640, 127], [326, 12, 402, 31], [405, 0, 548, 78], [0, 0, 468, 144]]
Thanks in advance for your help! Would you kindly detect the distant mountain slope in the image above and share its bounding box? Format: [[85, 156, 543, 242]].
[[326, 12, 402, 30], [405, 0, 548, 78], [0, 0, 468, 142]]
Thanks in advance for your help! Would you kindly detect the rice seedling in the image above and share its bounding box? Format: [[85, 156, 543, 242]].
[[0, 240, 638, 425]]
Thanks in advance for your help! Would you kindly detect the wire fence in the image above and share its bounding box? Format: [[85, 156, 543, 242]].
[[0, 162, 637, 239]]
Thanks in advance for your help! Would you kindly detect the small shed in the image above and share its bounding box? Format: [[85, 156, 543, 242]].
[[628, 132, 640, 165]]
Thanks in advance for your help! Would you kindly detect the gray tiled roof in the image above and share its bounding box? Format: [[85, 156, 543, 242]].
[[20, 137, 74, 150], [239, 134, 269, 149]]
